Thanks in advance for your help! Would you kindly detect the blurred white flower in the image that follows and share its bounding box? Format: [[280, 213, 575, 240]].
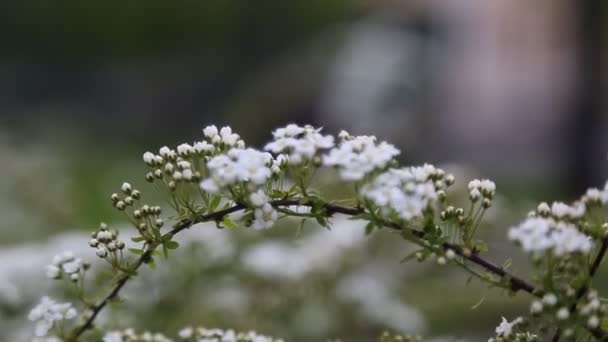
[[28, 297, 77, 337], [264, 124, 334, 165], [323, 134, 400, 181]]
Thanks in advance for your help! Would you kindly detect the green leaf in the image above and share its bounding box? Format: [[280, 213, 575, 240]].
[[147, 258, 157, 269], [128, 248, 144, 255], [131, 236, 146, 243], [162, 245, 169, 259], [222, 216, 238, 229], [164, 240, 179, 250], [209, 195, 221, 212]]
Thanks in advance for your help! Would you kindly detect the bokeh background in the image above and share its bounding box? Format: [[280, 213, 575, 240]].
[[1, 0, 608, 341]]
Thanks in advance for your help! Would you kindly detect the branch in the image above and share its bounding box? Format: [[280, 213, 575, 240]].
[[70, 199, 608, 340], [552, 236, 608, 341]]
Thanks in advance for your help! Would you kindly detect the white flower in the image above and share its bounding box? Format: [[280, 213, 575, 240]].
[[200, 148, 272, 193], [551, 201, 586, 219], [542, 293, 558, 306], [508, 217, 592, 256], [530, 300, 543, 314], [46, 252, 83, 279], [218, 126, 242, 146], [29, 297, 78, 337], [121, 182, 132, 194], [264, 124, 334, 164], [203, 125, 219, 138], [495, 316, 523, 337], [588, 315, 600, 328], [104, 330, 173, 342], [178, 327, 193, 339], [194, 141, 214, 154], [177, 143, 194, 157], [360, 166, 439, 221], [61, 258, 82, 274], [45, 265, 60, 279], [322, 135, 400, 181], [468, 179, 496, 199], [556, 307, 570, 320], [537, 202, 550, 215], [253, 203, 278, 230], [250, 190, 269, 207], [143, 152, 156, 165]]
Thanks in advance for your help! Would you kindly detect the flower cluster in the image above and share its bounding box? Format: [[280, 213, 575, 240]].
[[578, 290, 606, 329], [200, 148, 273, 193], [535, 201, 586, 221], [45, 251, 88, 282], [111, 183, 142, 211], [177, 326, 283, 342], [508, 217, 592, 256], [28, 297, 77, 337], [322, 132, 400, 181], [249, 190, 278, 230], [203, 125, 245, 149], [264, 124, 334, 165], [90, 223, 126, 259], [103, 329, 172, 342], [131, 204, 164, 240], [467, 179, 496, 208], [361, 164, 449, 221]]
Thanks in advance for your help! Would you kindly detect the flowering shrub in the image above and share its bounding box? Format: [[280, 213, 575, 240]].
[[28, 124, 608, 341]]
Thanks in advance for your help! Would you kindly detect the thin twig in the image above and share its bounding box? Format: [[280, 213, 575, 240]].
[[70, 199, 608, 340]]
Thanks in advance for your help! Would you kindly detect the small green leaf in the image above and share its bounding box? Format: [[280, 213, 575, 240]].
[[147, 258, 157, 269], [128, 248, 144, 255], [222, 216, 238, 229], [131, 236, 146, 242], [162, 245, 169, 258], [471, 292, 487, 310], [209, 195, 221, 212], [164, 240, 179, 250]]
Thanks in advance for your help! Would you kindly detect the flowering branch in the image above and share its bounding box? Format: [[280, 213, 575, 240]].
[[29, 124, 608, 341], [552, 236, 608, 341], [73, 198, 607, 340]]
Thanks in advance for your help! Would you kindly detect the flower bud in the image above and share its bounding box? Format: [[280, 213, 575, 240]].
[[445, 249, 456, 260], [115, 201, 126, 211], [89, 239, 99, 247], [116, 241, 125, 250], [445, 174, 455, 186], [121, 182, 132, 194], [131, 190, 141, 200], [96, 247, 108, 258]]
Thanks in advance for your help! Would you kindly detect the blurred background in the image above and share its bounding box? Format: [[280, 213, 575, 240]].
[[1, 0, 608, 340]]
